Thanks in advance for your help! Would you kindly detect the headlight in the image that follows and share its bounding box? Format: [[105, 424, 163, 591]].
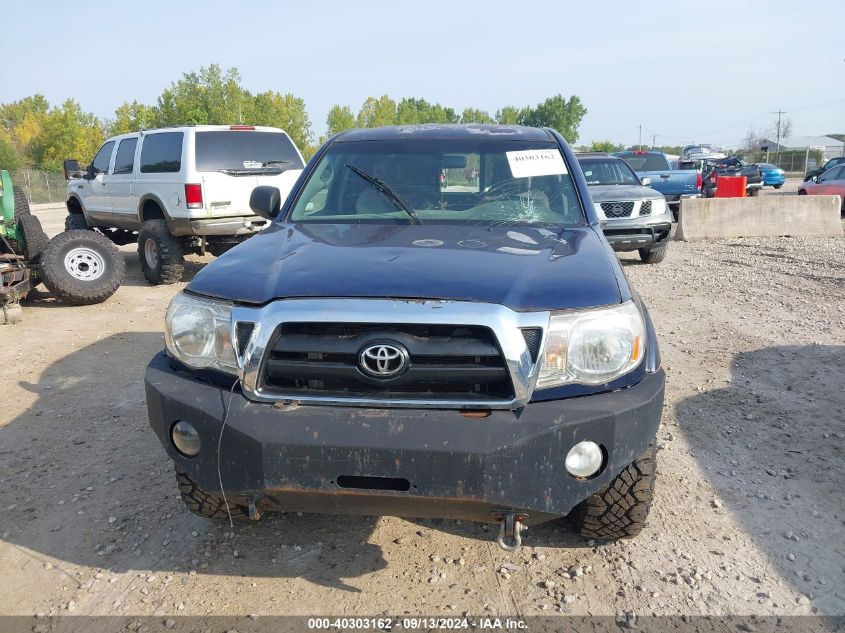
[[536, 300, 645, 388], [649, 197, 667, 215], [165, 292, 238, 374]]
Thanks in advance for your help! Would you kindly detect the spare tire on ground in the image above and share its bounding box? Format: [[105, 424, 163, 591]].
[[39, 230, 125, 305], [18, 214, 50, 260]]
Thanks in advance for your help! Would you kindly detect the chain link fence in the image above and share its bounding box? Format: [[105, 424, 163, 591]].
[[741, 148, 825, 178], [10, 169, 67, 205]]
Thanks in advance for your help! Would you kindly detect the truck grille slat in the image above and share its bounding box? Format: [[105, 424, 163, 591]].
[[259, 322, 515, 401], [639, 200, 652, 216]]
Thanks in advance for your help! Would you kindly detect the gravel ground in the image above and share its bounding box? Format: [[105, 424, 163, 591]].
[[0, 207, 842, 623]]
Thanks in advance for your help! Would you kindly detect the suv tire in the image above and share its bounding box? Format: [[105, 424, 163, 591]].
[[176, 469, 244, 520], [638, 246, 667, 264], [65, 214, 89, 231], [138, 219, 184, 285], [566, 444, 656, 540], [40, 230, 125, 305]]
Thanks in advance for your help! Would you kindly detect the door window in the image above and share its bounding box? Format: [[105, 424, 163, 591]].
[[91, 141, 115, 175], [113, 138, 138, 175]]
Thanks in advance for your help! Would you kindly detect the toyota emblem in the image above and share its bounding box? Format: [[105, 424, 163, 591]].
[[358, 342, 409, 378]]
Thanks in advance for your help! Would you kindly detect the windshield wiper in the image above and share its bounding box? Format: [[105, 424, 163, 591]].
[[345, 163, 422, 225]]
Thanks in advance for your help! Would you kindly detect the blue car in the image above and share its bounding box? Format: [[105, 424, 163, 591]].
[[759, 163, 785, 188], [144, 124, 665, 550]]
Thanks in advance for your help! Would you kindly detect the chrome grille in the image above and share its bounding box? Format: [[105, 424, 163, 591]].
[[259, 322, 514, 401]]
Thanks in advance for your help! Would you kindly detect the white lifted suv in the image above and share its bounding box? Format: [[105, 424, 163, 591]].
[[64, 125, 304, 284]]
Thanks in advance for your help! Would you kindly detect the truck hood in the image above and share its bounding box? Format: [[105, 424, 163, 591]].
[[188, 223, 623, 311], [587, 184, 663, 202]]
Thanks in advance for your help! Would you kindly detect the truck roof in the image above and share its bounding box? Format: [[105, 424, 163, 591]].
[[335, 124, 555, 143]]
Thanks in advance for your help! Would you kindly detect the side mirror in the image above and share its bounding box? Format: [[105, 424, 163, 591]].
[[641, 177, 652, 187], [63, 159, 81, 180], [84, 164, 96, 180], [812, 176, 819, 182], [249, 185, 282, 220]]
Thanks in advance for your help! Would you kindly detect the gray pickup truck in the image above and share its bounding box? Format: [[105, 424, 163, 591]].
[[614, 150, 701, 218], [576, 153, 672, 264]]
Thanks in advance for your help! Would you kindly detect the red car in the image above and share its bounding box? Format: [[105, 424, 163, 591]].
[[798, 164, 845, 211]]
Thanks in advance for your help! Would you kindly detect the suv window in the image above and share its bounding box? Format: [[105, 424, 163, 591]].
[[617, 152, 669, 171], [91, 141, 115, 175], [113, 138, 138, 175], [194, 131, 303, 172], [140, 132, 184, 173], [578, 158, 639, 186]]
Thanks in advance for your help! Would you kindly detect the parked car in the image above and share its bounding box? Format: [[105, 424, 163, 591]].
[[758, 163, 785, 188], [64, 125, 305, 285], [145, 124, 665, 551], [614, 150, 701, 217], [698, 157, 764, 198], [804, 156, 845, 182], [575, 153, 672, 263], [798, 164, 845, 211]]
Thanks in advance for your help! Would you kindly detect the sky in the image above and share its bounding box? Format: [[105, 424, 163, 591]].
[[3, 0, 844, 149]]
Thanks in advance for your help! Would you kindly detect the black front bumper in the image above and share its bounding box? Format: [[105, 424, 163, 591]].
[[145, 352, 664, 525], [603, 222, 672, 253]]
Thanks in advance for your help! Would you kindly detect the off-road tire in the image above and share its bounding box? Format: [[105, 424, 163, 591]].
[[638, 246, 667, 264], [40, 230, 125, 305], [18, 214, 50, 260], [65, 213, 89, 231], [176, 469, 244, 520], [566, 444, 657, 540], [138, 219, 184, 285], [13, 189, 30, 219]]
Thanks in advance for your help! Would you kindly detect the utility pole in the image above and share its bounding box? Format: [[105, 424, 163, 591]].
[[652, 134, 657, 149], [639, 125, 642, 150], [774, 109, 786, 165]]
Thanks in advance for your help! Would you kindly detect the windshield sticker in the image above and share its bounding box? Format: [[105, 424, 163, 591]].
[[243, 160, 262, 169], [506, 149, 568, 178]]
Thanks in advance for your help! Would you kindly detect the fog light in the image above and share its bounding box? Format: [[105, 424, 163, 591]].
[[565, 441, 604, 478], [171, 421, 201, 457]]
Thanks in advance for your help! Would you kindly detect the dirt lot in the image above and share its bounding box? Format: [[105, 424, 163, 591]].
[[0, 202, 843, 623]]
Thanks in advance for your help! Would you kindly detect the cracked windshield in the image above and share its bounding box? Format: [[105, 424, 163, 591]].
[[291, 140, 584, 225]]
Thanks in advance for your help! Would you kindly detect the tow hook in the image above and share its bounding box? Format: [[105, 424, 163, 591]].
[[492, 511, 528, 552], [247, 497, 264, 521]]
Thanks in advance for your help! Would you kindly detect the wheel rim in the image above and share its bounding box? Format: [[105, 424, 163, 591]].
[[64, 247, 106, 281], [144, 238, 159, 269]]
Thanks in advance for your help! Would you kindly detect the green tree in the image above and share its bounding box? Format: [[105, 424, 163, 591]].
[[356, 95, 397, 128], [0, 132, 21, 170], [109, 100, 157, 136], [326, 104, 356, 137], [395, 98, 458, 125], [251, 91, 312, 150], [460, 108, 494, 124], [28, 99, 103, 171], [156, 64, 248, 126], [518, 95, 587, 143], [495, 106, 521, 125], [590, 140, 624, 153]]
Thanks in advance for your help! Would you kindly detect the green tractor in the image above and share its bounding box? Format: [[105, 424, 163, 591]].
[[1, 169, 125, 324]]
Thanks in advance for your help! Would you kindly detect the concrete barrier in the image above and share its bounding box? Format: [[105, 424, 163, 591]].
[[676, 195, 843, 241]]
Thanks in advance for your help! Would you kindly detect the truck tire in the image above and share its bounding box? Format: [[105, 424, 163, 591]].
[[65, 214, 89, 231], [566, 444, 656, 540], [773, 184, 783, 189], [748, 188, 759, 197], [175, 469, 244, 520], [40, 230, 125, 305], [18, 214, 50, 260], [138, 220, 184, 285], [13, 189, 30, 218], [638, 245, 667, 264]]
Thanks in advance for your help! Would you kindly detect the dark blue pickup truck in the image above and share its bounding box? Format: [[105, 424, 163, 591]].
[[615, 150, 701, 217], [144, 124, 665, 551]]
